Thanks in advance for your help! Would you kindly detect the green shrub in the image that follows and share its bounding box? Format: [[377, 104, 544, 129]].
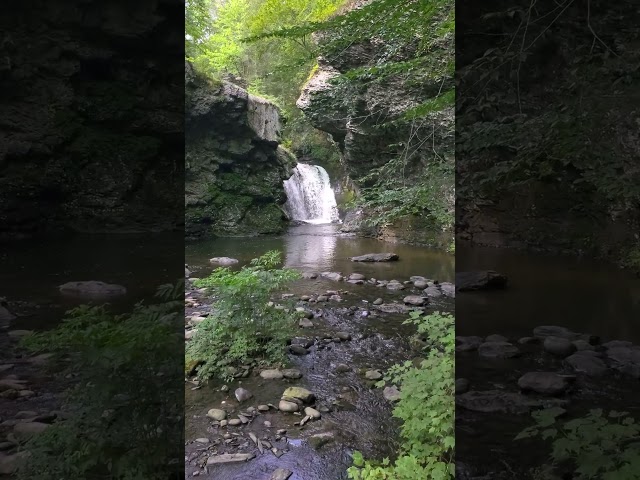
[[347, 311, 455, 479], [16, 282, 184, 480], [187, 250, 300, 381], [516, 408, 640, 480]]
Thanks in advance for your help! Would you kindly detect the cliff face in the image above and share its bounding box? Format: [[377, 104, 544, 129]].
[[0, 0, 184, 237], [456, 0, 640, 264], [296, 2, 454, 248], [185, 63, 295, 238]]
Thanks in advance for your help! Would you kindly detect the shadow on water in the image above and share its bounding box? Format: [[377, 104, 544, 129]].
[[457, 244, 640, 342]]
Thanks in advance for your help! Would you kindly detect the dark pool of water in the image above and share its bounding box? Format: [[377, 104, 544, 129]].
[[457, 244, 640, 342], [1, 232, 183, 330]]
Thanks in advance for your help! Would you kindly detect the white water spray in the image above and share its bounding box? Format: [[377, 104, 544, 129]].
[[283, 163, 340, 224]]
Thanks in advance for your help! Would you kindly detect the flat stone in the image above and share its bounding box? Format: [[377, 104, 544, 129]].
[[365, 370, 383, 380], [270, 468, 293, 480], [456, 390, 569, 414], [372, 298, 383, 305], [320, 272, 343, 281], [258, 405, 270, 412], [565, 352, 607, 377], [302, 272, 319, 279], [478, 341, 520, 359], [13, 422, 49, 442], [375, 303, 412, 313], [348, 273, 366, 281], [260, 369, 284, 380], [304, 407, 321, 419], [282, 387, 315, 403], [335, 332, 351, 341], [278, 400, 299, 412], [58, 280, 127, 298], [423, 286, 441, 297], [282, 368, 303, 379], [383, 386, 401, 402], [308, 432, 335, 450], [207, 453, 255, 465], [227, 419, 242, 426], [235, 388, 253, 403], [209, 257, 239, 266], [195, 438, 210, 444], [351, 253, 399, 262], [518, 372, 573, 395], [288, 345, 309, 356], [543, 336, 576, 357], [386, 283, 405, 291], [403, 295, 426, 306]]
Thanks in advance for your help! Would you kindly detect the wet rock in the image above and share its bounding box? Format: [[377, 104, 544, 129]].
[[518, 372, 573, 395], [304, 407, 321, 419], [572, 339, 595, 351], [456, 336, 484, 352], [403, 295, 426, 306], [283, 386, 314, 403], [278, 400, 299, 412], [423, 286, 442, 297], [455, 271, 507, 291], [485, 334, 508, 343], [386, 282, 405, 291], [58, 281, 127, 298], [207, 408, 227, 422], [456, 390, 569, 414], [302, 272, 319, 279], [383, 386, 401, 402], [321, 272, 343, 281], [347, 279, 364, 285], [260, 369, 283, 380], [565, 352, 607, 376], [478, 341, 520, 359], [329, 294, 342, 301], [235, 388, 253, 403], [282, 368, 303, 379], [413, 280, 429, 289], [228, 418, 242, 426], [348, 273, 366, 281], [365, 370, 383, 380], [13, 422, 49, 443], [455, 378, 470, 395], [373, 298, 383, 305], [207, 453, 255, 464], [195, 438, 210, 444], [518, 337, 539, 345], [308, 431, 335, 450], [335, 364, 351, 374], [335, 332, 351, 341], [238, 414, 249, 424], [288, 345, 309, 356], [316, 295, 329, 302], [300, 295, 311, 301], [606, 346, 640, 378], [543, 336, 576, 357], [209, 257, 239, 266], [533, 325, 580, 341], [298, 318, 314, 328], [270, 468, 293, 480], [603, 340, 633, 349], [351, 253, 399, 262], [440, 282, 455, 297]]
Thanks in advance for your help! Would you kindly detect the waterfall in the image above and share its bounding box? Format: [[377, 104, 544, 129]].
[[283, 163, 340, 224]]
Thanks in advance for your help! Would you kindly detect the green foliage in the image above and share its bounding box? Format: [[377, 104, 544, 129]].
[[516, 408, 640, 480], [187, 250, 301, 381], [348, 311, 455, 479], [16, 282, 184, 480]]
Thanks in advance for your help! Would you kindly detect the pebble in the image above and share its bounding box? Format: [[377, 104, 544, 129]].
[[304, 407, 321, 419], [207, 408, 227, 421]]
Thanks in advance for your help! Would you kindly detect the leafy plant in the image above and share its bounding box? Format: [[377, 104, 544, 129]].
[[516, 408, 640, 479], [348, 311, 455, 479], [187, 250, 301, 381], [16, 281, 184, 480]]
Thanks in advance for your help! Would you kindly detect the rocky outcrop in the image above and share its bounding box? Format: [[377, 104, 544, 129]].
[[0, 1, 184, 237], [185, 62, 295, 238]]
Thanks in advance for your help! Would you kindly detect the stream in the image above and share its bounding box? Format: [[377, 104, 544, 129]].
[[184, 224, 454, 479]]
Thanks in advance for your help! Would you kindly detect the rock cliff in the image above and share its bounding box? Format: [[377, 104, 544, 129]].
[[185, 63, 295, 238]]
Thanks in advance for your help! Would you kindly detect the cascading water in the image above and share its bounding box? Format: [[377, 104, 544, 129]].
[[283, 163, 341, 224]]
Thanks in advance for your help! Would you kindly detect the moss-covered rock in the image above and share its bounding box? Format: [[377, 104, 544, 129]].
[[185, 62, 296, 238]]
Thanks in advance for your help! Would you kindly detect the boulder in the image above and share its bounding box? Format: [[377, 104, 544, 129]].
[[278, 400, 298, 412], [403, 295, 426, 306], [518, 372, 573, 395], [351, 253, 399, 262], [455, 271, 507, 291], [282, 386, 315, 403]]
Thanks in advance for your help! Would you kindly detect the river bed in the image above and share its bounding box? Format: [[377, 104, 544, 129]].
[[184, 224, 454, 480]]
